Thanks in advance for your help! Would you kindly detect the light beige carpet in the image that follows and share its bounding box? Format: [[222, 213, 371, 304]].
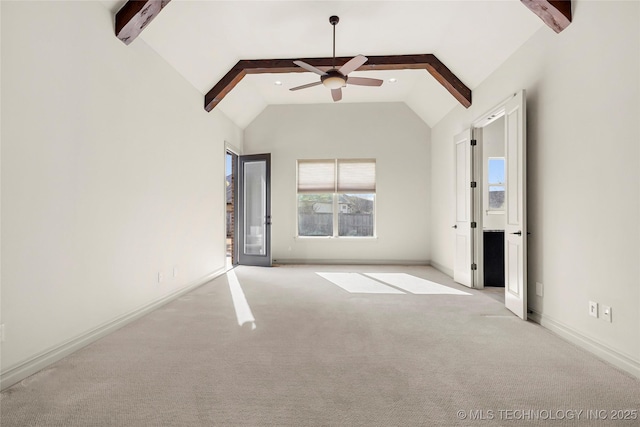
[[2, 265, 639, 426]]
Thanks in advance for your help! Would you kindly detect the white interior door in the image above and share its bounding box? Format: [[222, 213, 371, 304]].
[[453, 129, 474, 287], [504, 91, 527, 319]]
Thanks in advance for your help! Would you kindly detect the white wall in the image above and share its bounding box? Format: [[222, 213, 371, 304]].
[[244, 103, 431, 264], [1, 1, 242, 381], [430, 0, 640, 375]]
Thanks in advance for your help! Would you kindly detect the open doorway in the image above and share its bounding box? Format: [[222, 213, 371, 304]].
[[226, 149, 273, 268], [226, 150, 238, 268], [474, 116, 506, 305], [472, 91, 528, 319], [480, 116, 506, 289], [453, 91, 527, 318]]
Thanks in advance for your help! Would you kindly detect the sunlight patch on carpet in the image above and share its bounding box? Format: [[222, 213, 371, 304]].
[[227, 270, 256, 329], [364, 273, 472, 295], [316, 272, 405, 294]]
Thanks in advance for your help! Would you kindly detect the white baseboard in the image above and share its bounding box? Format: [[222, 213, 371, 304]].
[[529, 309, 640, 380], [0, 267, 228, 391], [274, 259, 430, 266], [429, 260, 453, 277]]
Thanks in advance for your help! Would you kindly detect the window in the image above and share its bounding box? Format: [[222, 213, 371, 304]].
[[297, 159, 376, 237], [487, 157, 505, 211]]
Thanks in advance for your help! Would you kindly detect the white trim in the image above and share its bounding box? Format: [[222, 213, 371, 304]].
[[274, 259, 429, 266], [430, 260, 454, 278], [0, 268, 228, 391], [224, 147, 234, 266], [224, 140, 241, 157], [471, 92, 516, 128], [295, 236, 379, 240], [472, 127, 484, 289], [224, 143, 241, 265], [529, 309, 640, 380]]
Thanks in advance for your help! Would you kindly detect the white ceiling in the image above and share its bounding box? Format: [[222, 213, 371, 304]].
[[103, 1, 544, 128]]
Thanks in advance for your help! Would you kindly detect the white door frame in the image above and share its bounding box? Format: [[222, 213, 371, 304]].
[[472, 127, 484, 289], [470, 91, 527, 319], [224, 142, 241, 267], [471, 96, 513, 289]]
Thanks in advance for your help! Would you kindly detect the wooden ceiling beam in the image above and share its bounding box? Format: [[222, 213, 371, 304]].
[[204, 54, 472, 112], [520, 0, 572, 33], [116, 0, 171, 45]]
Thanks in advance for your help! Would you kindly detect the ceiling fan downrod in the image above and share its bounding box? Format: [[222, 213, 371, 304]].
[[330, 15, 339, 69]]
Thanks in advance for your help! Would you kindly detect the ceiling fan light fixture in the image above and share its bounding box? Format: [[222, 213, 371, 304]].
[[322, 75, 346, 89]]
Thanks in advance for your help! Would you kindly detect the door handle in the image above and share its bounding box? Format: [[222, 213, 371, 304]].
[[452, 225, 457, 229], [511, 231, 522, 236]]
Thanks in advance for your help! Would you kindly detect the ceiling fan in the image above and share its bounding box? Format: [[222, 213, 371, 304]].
[[290, 15, 383, 102]]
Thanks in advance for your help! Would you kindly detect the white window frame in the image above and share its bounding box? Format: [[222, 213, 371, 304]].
[[296, 159, 376, 238], [487, 156, 505, 214]]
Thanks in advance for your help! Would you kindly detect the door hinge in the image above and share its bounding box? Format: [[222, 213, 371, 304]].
[[471, 139, 477, 146], [471, 222, 477, 228], [470, 181, 477, 188], [471, 263, 477, 271]]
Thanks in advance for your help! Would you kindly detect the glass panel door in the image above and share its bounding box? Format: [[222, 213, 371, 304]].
[[237, 154, 271, 266]]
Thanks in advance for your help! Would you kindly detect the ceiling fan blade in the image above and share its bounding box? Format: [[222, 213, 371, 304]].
[[347, 77, 384, 87], [293, 60, 328, 76], [289, 81, 323, 91], [339, 55, 368, 75], [331, 88, 342, 102]]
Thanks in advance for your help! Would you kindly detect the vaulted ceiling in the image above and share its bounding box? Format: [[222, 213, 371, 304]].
[[102, 1, 567, 129]]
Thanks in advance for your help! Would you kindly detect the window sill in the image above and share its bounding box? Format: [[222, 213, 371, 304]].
[[295, 236, 378, 240]]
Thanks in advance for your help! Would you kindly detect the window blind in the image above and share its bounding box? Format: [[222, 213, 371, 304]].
[[337, 159, 376, 193], [297, 160, 335, 193]]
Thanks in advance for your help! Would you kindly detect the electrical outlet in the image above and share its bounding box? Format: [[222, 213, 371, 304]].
[[602, 305, 612, 323], [536, 282, 543, 297], [173, 267, 178, 278], [158, 272, 164, 283], [589, 301, 598, 318]]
